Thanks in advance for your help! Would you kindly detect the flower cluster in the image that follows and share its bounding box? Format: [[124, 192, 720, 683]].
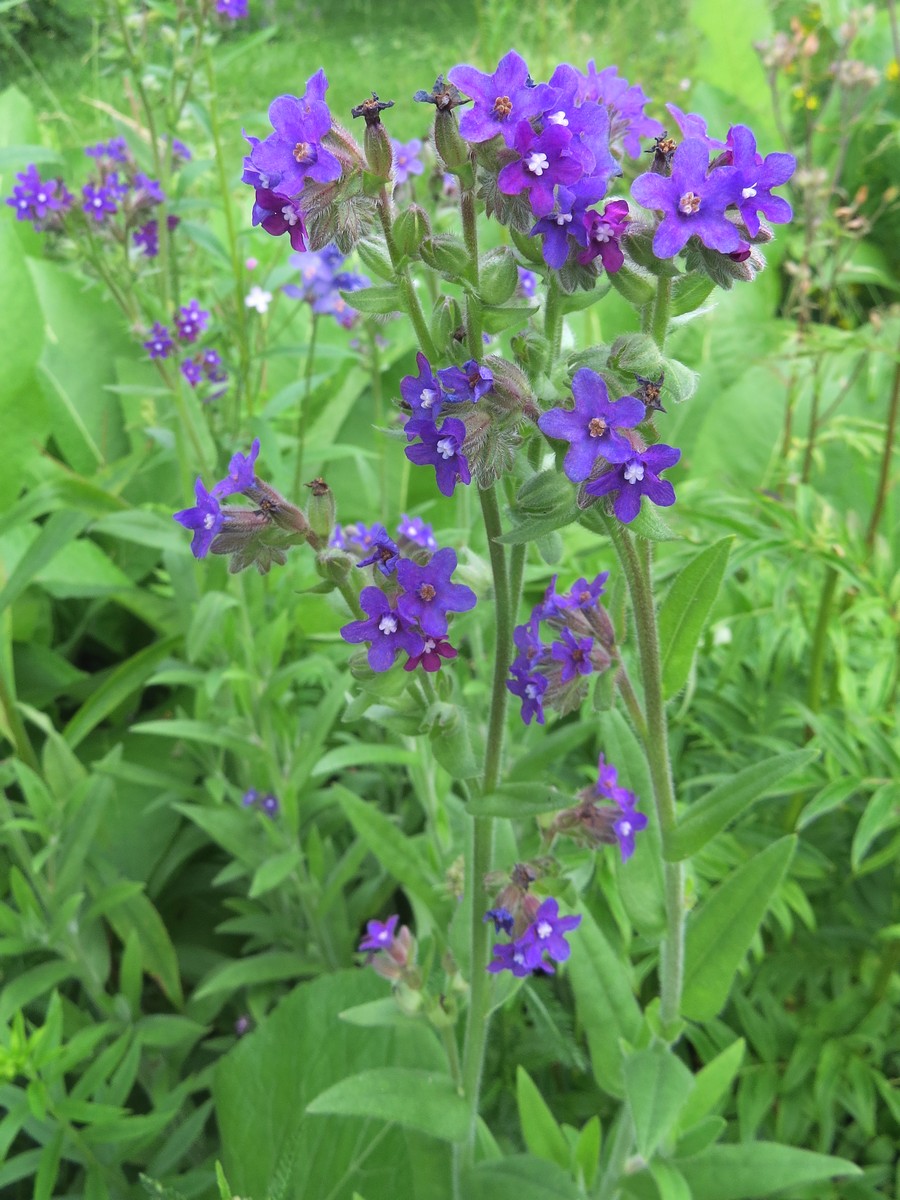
[[507, 570, 616, 725], [241, 788, 279, 817], [242, 70, 345, 254], [143, 299, 227, 400], [483, 870, 582, 977], [631, 121, 795, 260], [548, 753, 648, 862], [538, 367, 680, 523], [173, 441, 312, 573], [283, 244, 370, 328], [358, 915, 417, 983], [5, 164, 73, 229], [339, 541, 475, 673], [332, 514, 438, 558]]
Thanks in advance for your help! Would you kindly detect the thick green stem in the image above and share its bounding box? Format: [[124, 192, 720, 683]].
[[460, 189, 484, 360], [293, 315, 319, 495], [543, 272, 563, 373], [460, 484, 515, 1167], [865, 334, 900, 548], [377, 193, 438, 360], [807, 564, 839, 715], [649, 275, 672, 350], [336, 578, 363, 619], [604, 518, 682, 1027]]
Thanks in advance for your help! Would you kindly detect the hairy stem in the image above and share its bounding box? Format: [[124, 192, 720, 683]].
[[293, 314, 319, 495], [865, 334, 900, 548], [377, 191, 438, 360]]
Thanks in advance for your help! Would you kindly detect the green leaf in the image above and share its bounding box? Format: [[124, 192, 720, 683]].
[[851, 782, 900, 869], [676, 1142, 861, 1199], [667, 750, 818, 860], [481, 303, 539, 333], [0, 963, 74, 1024], [658, 537, 733, 698], [516, 1067, 570, 1169], [623, 1045, 695, 1159], [340, 284, 403, 314], [308, 1068, 468, 1142], [312, 744, 419, 776], [194, 952, 314, 1001], [0, 512, 89, 613], [682, 837, 796, 1022], [332, 784, 440, 915], [573, 1116, 601, 1190], [567, 903, 641, 1096], [678, 1039, 745, 1129], [248, 848, 302, 899], [649, 1162, 693, 1200], [338, 998, 413, 1029], [467, 783, 573, 818], [495, 506, 580, 545], [462, 1156, 580, 1200], [63, 636, 179, 749], [103, 886, 183, 1007]]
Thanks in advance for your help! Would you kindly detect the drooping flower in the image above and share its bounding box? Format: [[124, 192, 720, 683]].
[[396, 547, 476, 638], [391, 138, 425, 184], [340, 586, 424, 672], [448, 50, 558, 146], [404, 415, 471, 498], [214, 439, 260, 498], [723, 124, 795, 238], [356, 524, 401, 576], [631, 139, 742, 258], [437, 359, 493, 404], [506, 668, 549, 725], [403, 636, 458, 673], [143, 322, 173, 360], [585, 443, 681, 523], [538, 368, 644, 482], [173, 478, 225, 558]]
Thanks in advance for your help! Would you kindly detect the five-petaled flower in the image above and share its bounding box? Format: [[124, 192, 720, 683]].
[[396, 547, 477, 638], [585, 443, 681, 523], [340, 587, 424, 672], [173, 479, 225, 558], [538, 368, 645, 482]]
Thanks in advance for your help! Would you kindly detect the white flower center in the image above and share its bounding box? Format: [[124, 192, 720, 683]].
[[742, 183, 758, 199], [592, 221, 613, 243], [678, 190, 701, 215], [93, 198, 103, 207], [36, 192, 47, 203], [259, 172, 271, 188], [513, 951, 527, 967], [619, 820, 633, 837], [281, 205, 298, 225], [436, 437, 456, 460], [554, 212, 573, 226], [424, 638, 436, 652], [536, 920, 552, 940], [526, 152, 550, 176], [624, 461, 645, 484], [547, 110, 568, 126], [203, 513, 216, 530], [378, 614, 398, 635], [525, 684, 538, 700], [406, 525, 418, 536], [420, 387, 438, 409]]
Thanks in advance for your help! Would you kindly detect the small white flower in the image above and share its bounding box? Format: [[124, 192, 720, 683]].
[[623, 461, 645, 484], [378, 614, 398, 635], [547, 110, 569, 126], [526, 151, 550, 176], [436, 437, 456, 460], [245, 285, 273, 314]]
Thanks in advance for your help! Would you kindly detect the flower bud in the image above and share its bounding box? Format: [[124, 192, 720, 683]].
[[431, 295, 462, 354], [419, 234, 470, 278], [350, 93, 396, 181], [478, 246, 518, 305], [315, 548, 353, 584], [305, 477, 335, 542], [393, 204, 432, 259], [434, 109, 469, 171]]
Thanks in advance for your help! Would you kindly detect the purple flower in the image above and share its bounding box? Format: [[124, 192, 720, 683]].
[[260, 793, 279, 817], [538, 368, 644, 482], [143, 322, 173, 360], [484, 907, 515, 935], [401, 352, 446, 421], [517, 268, 537, 297], [391, 138, 425, 185], [82, 182, 117, 222], [173, 478, 225, 558], [85, 137, 128, 163], [284, 245, 368, 328], [217, 0, 248, 17], [537, 573, 567, 620], [396, 546, 476, 638], [176, 299, 210, 343], [665, 104, 727, 151], [403, 635, 458, 673], [551, 62, 664, 159], [356, 524, 401, 576], [133, 214, 179, 259], [437, 360, 493, 404], [567, 573, 609, 610], [404, 415, 471, 498], [251, 187, 308, 251], [497, 121, 590, 219], [171, 138, 192, 163], [397, 514, 437, 551], [340, 586, 424, 672], [507, 668, 549, 725], [246, 72, 342, 197], [529, 182, 591, 268], [724, 125, 795, 238], [133, 172, 164, 204], [550, 627, 594, 683], [578, 199, 629, 270], [596, 752, 620, 798], [203, 349, 228, 384], [242, 788, 260, 807], [487, 938, 545, 977], [214, 439, 260, 498], [631, 139, 742, 258], [180, 358, 203, 387], [613, 795, 648, 862], [448, 50, 558, 146], [358, 915, 399, 953], [585, 443, 681, 523], [512, 610, 546, 668], [520, 898, 581, 964]]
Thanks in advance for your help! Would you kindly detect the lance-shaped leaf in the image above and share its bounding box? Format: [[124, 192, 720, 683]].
[[658, 537, 733, 698]]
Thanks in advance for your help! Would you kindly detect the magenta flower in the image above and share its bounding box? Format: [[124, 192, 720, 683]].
[[396, 547, 476, 638], [631, 139, 742, 259], [340, 587, 424, 672], [497, 121, 591, 219], [251, 188, 308, 251], [538, 368, 644, 482], [403, 636, 458, 673], [585, 443, 681, 523], [578, 199, 629, 270], [448, 50, 559, 146]]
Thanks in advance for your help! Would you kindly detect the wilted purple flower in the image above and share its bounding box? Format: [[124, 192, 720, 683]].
[[497, 121, 591, 218], [203, 349, 228, 386], [585, 443, 681, 522], [214, 439, 260, 498], [448, 50, 558, 146], [143, 322, 173, 360], [246, 71, 341, 197], [173, 478, 224, 558], [520, 898, 581, 965], [176, 299, 210, 343], [401, 352, 446, 421], [538, 368, 644, 482], [437, 359, 493, 404], [404, 415, 471, 497], [391, 138, 425, 184], [578, 198, 629, 270], [133, 214, 179, 258], [484, 907, 515, 935], [507, 668, 549, 725], [340, 586, 424, 672], [550, 627, 594, 683], [356, 524, 401, 576], [217, 0, 248, 17], [631, 139, 742, 258], [404, 635, 458, 673], [359, 914, 399, 953], [397, 514, 437, 551], [396, 546, 476, 637], [105, 172, 129, 202], [724, 125, 795, 237], [251, 188, 308, 251], [82, 181, 117, 222], [665, 103, 727, 151]]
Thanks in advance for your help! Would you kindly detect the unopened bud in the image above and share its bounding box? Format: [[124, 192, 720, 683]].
[[419, 235, 470, 278], [315, 548, 353, 585], [478, 246, 518, 305], [305, 477, 335, 541], [434, 108, 469, 171], [351, 94, 395, 180], [431, 295, 462, 354], [394, 205, 432, 258]]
